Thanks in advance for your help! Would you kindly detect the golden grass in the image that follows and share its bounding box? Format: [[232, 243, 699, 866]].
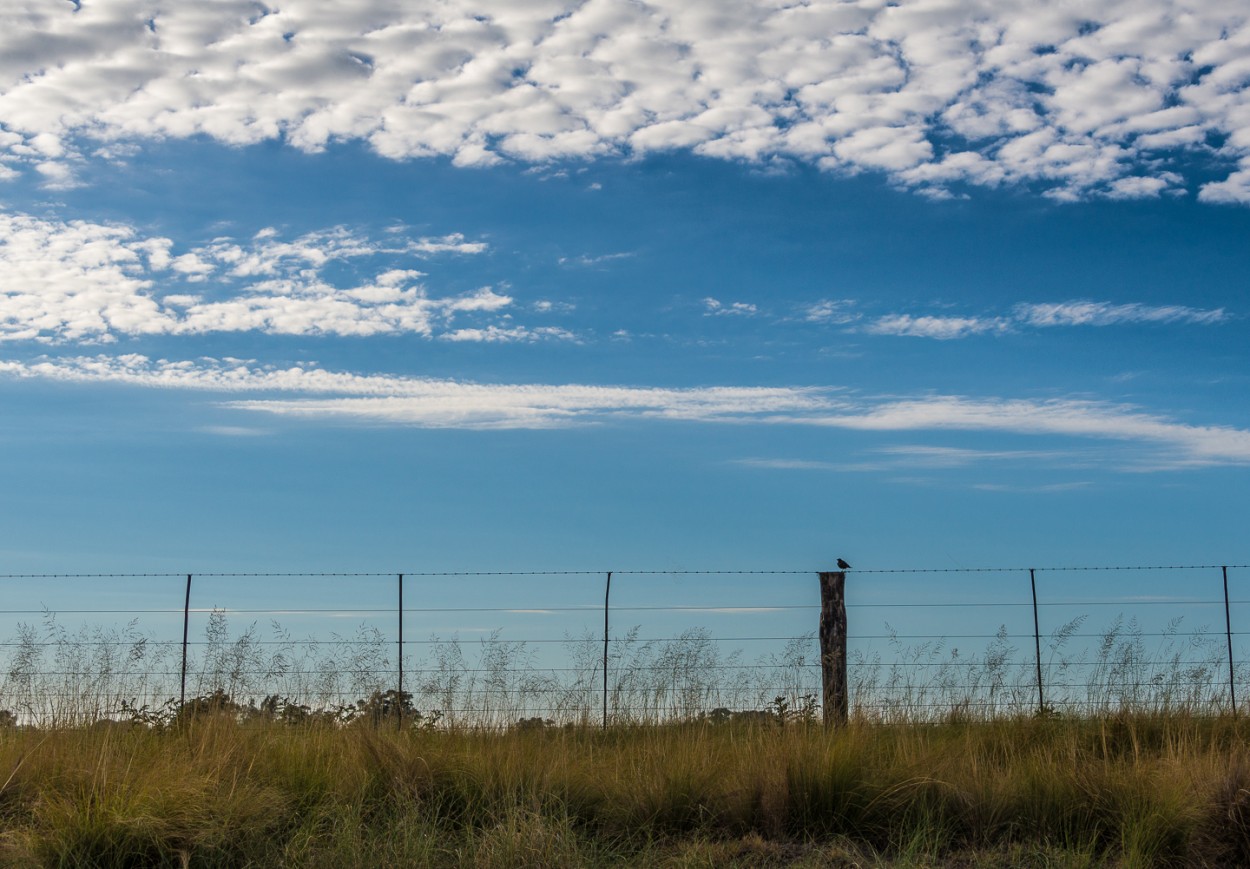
[[0, 713, 1247, 866]]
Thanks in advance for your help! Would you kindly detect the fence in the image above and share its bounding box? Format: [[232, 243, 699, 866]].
[[0, 564, 1246, 727]]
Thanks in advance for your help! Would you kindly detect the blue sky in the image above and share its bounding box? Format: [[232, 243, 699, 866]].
[[0, 0, 1248, 588]]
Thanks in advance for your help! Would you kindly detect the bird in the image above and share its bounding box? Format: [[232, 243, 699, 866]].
[[836, 558, 852, 570]]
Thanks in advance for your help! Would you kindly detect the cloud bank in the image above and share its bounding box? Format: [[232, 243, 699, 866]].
[[1, 1, 1249, 200], [2, 353, 1247, 467]]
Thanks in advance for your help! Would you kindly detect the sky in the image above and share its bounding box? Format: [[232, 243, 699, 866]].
[[1, 0, 1249, 597]]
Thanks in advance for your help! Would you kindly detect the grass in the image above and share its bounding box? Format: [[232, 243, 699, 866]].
[[1, 713, 1250, 866], [1, 607, 1236, 729], [0, 606, 1245, 864]]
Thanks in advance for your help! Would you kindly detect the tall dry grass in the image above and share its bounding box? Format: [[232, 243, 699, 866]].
[[0, 606, 1246, 864], [0, 607, 1235, 728], [1, 713, 1249, 866]]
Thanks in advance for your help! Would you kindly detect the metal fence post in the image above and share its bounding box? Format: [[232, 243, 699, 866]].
[[602, 571, 612, 729], [398, 573, 404, 730], [1224, 566, 1236, 716], [180, 573, 192, 709], [1029, 568, 1044, 715]]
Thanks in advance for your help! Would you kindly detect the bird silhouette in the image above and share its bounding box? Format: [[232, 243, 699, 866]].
[[836, 558, 851, 570]]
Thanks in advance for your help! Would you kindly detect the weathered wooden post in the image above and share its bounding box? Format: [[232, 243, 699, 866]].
[[819, 570, 848, 725]]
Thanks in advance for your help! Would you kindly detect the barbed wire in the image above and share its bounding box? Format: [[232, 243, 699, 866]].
[[0, 564, 1246, 580], [0, 599, 1239, 616]]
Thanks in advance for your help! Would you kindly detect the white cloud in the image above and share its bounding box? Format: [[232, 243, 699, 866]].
[[855, 299, 1230, 339], [406, 234, 488, 256], [1199, 162, 1250, 204], [1105, 174, 1180, 199], [1014, 301, 1228, 327], [0, 210, 565, 342], [557, 251, 634, 267], [0, 1, 1248, 199], [864, 314, 1011, 339], [803, 299, 858, 325], [34, 160, 78, 189], [703, 297, 759, 317], [440, 325, 577, 343], [736, 445, 1096, 475], [2, 353, 1249, 466], [872, 445, 1079, 468], [0, 353, 838, 430], [805, 395, 1250, 467]]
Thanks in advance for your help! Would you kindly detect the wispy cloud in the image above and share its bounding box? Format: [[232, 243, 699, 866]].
[[557, 252, 634, 267], [873, 445, 1084, 468], [440, 326, 578, 344], [803, 300, 859, 325], [970, 482, 1094, 493], [1, 2, 1247, 200], [864, 314, 1011, 340], [0, 354, 837, 430], [1013, 301, 1229, 328], [2, 354, 1249, 467], [738, 446, 1099, 474], [703, 297, 759, 318], [859, 300, 1228, 340], [805, 396, 1250, 468]]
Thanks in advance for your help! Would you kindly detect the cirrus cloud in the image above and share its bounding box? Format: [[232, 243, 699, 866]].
[[858, 300, 1228, 339], [863, 313, 1012, 339], [1, 353, 1247, 467], [1013, 300, 1230, 327]]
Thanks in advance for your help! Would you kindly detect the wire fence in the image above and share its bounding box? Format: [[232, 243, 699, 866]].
[[0, 564, 1246, 727]]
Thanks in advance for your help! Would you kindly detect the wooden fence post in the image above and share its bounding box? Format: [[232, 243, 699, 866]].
[[819, 571, 848, 726]]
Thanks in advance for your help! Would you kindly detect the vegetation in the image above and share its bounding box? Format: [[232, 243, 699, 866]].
[[0, 609, 1244, 865], [0, 608, 1235, 729], [1, 712, 1250, 866]]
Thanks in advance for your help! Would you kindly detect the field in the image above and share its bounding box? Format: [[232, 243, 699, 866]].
[[1, 711, 1249, 867], [0, 575, 1246, 866]]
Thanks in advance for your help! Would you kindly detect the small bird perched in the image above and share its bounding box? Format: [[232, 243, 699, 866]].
[[836, 558, 852, 570]]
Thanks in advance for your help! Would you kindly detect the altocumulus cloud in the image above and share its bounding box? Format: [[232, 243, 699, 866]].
[[0, 211, 573, 343], [1, 0, 1250, 201], [1, 354, 1248, 467]]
